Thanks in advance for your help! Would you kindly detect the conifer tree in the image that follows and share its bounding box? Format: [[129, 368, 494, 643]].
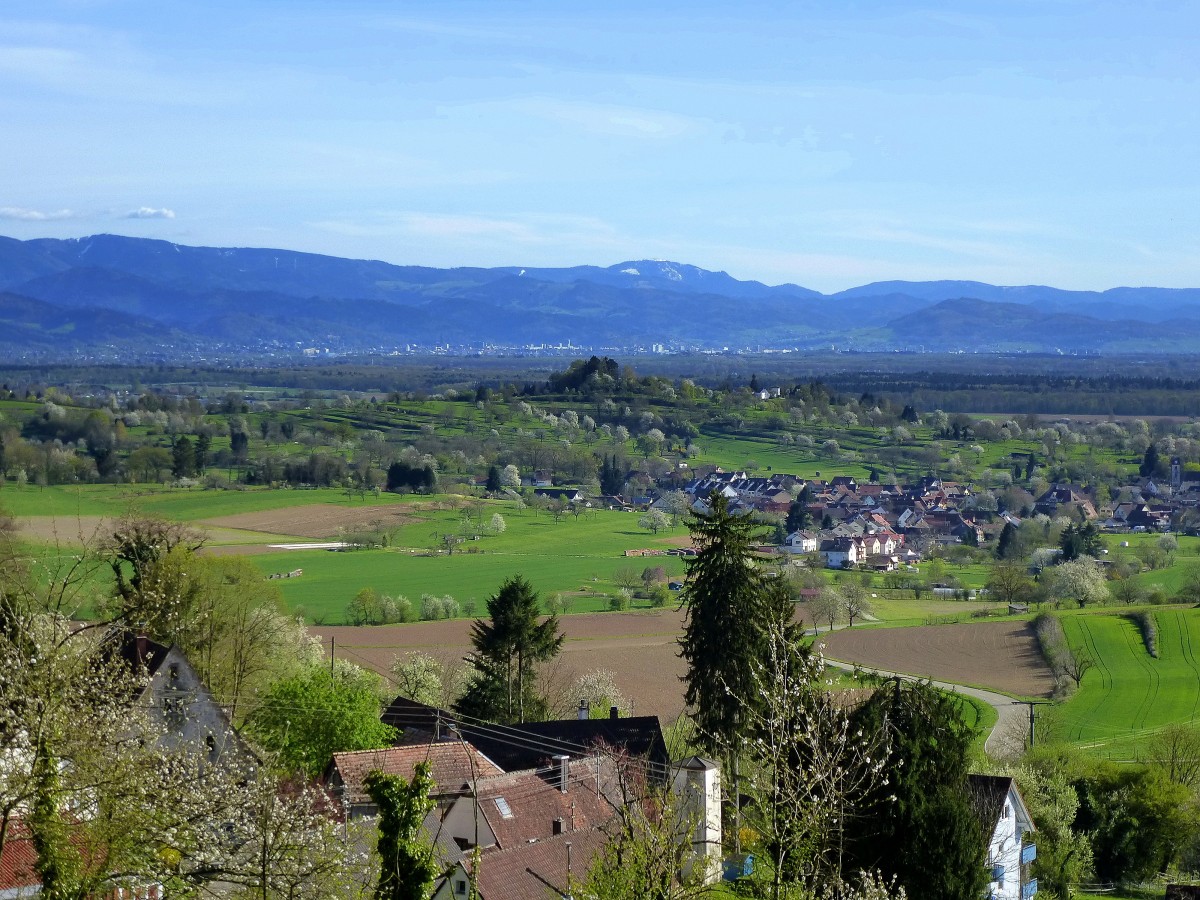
[[456, 575, 563, 724], [678, 492, 783, 754]]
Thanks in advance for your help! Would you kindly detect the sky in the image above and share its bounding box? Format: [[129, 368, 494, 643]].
[[1, 1, 1197, 293]]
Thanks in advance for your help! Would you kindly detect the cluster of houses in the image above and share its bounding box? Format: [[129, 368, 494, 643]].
[[527, 453, 1200, 572], [677, 470, 979, 570], [1, 633, 1040, 899]]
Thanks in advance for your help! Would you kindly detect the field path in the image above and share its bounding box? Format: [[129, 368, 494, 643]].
[[824, 658, 1026, 757]]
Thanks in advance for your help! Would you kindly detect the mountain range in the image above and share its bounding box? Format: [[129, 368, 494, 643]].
[[2, 233, 1199, 360]]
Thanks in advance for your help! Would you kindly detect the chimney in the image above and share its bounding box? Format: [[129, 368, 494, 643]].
[[577, 699, 589, 721], [555, 754, 570, 793], [552, 817, 564, 835], [609, 706, 619, 720]]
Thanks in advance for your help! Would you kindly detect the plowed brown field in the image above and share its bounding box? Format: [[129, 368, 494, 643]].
[[202, 504, 423, 540], [820, 620, 1055, 698], [313, 613, 1056, 724], [313, 608, 690, 721]]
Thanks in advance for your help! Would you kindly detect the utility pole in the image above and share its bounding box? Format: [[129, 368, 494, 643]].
[[330, 635, 335, 676], [1028, 702, 1036, 748]]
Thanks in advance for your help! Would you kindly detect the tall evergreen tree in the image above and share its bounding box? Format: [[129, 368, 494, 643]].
[[485, 465, 502, 493], [785, 485, 810, 533], [678, 492, 784, 754], [995, 521, 1017, 559], [599, 454, 625, 495], [456, 575, 563, 724], [1141, 443, 1162, 478], [194, 433, 210, 473], [171, 435, 195, 478], [845, 681, 986, 900]]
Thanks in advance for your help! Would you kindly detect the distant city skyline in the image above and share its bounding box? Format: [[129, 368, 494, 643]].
[[2, 1, 1197, 293]]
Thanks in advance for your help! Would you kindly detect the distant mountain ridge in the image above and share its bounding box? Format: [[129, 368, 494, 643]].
[[0, 233, 1197, 359]]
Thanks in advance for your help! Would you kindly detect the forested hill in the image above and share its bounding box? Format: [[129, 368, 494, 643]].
[[2, 233, 1200, 359]]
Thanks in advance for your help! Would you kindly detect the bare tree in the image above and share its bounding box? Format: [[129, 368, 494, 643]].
[[1146, 723, 1200, 788], [613, 566, 642, 592], [808, 588, 845, 633], [839, 582, 872, 628], [1059, 645, 1095, 688], [733, 624, 889, 896]]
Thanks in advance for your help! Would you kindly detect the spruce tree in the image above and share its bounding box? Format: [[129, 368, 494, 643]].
[[456, 575, 563, 724], [678, 492, 783, 754], [995, 521, 1017, 559], [845, 681, 986, 900]]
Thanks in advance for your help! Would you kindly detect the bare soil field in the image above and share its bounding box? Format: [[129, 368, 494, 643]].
[[313, 608, 690, 722], [820, 621, 1056, 698], [17, 515, 110, 545], [202, 504, 424, 540]]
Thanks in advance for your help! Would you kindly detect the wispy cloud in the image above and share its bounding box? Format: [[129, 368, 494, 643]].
[[125, 207, 175, 219], [0, 205, 76, 221], [314, 211, 619, 248], [506, 97, 699, 140]]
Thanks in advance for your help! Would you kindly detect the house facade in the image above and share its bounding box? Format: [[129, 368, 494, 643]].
[[970, 775, 1037, 900]]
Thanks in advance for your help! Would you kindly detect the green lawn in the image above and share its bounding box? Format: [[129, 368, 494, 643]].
[[250, 506, 688, 622], [0, 483, 412, 521], [1053, 608, 1200, 759]]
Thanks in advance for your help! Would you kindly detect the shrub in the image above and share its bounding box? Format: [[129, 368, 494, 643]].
[[1132, 610, 1159, 658], [419, 593, 459, 620], [608, 590, 631, 611], [1033, 612, 1065, 659]]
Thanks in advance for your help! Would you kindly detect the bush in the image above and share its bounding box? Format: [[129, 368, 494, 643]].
[[419, 593, 459, 620], [1033, 612, 1066, 670], [608, 590, 631, 611], [1132, 610, 1159, 658], [379, 594, 413, 624]]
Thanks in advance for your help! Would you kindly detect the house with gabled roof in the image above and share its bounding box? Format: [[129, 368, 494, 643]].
[[109, 633, 255, 769], [968, 774, 1036, 900], [325, 743, 505, 819]]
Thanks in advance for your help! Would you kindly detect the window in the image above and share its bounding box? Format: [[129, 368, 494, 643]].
[[1004, 803, 1011, 819], [493, 797, 513, 819], [454, 880, 467, 895]]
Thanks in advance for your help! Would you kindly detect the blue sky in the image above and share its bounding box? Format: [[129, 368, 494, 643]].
[[1, 1, 1197, 292]]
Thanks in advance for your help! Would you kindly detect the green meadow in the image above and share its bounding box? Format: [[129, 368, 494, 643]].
[[0, 482, 411, 521], [250, 504, 688, 622], [1053, 607, 1200, 760]]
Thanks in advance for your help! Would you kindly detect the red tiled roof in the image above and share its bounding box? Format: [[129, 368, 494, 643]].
[[0, 824, 39, 892], [465, 828, 608, 900], [475, 764, 617, 850], [329, 743, 504, 804]]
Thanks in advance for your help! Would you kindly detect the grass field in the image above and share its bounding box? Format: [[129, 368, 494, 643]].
[[1053, 607, 1200, 759], [0, 483, 412, 521], [250, 505, 689, 622]]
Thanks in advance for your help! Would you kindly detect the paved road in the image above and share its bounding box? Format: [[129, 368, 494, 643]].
[[824, 658, 1028, 756]]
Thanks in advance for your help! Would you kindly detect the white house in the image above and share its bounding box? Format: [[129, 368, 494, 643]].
[[969, 774, 1036, 900], [782, 530, 819, 554]]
